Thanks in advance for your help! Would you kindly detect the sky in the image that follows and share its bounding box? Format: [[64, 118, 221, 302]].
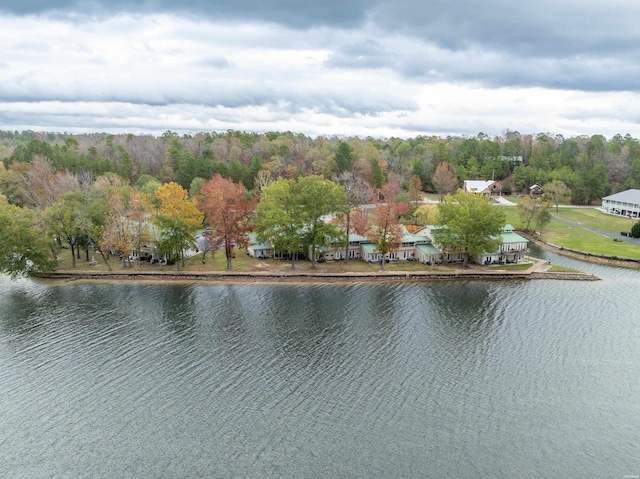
[[2, 0, 640, 139]]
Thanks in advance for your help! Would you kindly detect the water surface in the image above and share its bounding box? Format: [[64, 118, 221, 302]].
[[0, 249, 638, 478]]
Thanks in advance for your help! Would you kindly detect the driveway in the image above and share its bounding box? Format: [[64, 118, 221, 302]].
[[492, 196, 517, 206]]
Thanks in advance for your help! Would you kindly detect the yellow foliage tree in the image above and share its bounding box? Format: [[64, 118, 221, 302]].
[[154, 182, 204, 267]]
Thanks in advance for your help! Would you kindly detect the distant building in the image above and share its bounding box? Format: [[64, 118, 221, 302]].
[[529, 184, 542, 198], [463, 180, 502, 196], [601, 189, 640, 219], [499, 155, 524, 165]]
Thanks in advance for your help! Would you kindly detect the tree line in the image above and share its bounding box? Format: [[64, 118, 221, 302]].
[[1, 128, 638, 277], [3, 129, 639, 202]]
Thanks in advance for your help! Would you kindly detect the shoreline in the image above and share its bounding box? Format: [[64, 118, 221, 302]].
[[44, 259, 599, 283], [521, 232, 640, 270]]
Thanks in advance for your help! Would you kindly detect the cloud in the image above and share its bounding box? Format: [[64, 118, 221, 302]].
[[1, 1, 640, 138]]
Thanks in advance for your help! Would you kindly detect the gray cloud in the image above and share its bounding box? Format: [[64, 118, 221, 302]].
[[2, 1, 640, 137]]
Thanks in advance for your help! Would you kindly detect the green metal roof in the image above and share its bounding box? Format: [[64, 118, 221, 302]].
[[500, 232, 527, 244], [361, 243, 378, 254], [248, 234, 272, 250], [416, 243, 442, 255]]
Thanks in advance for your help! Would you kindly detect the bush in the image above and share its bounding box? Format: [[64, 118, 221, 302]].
[[631, 221, 640, 238]]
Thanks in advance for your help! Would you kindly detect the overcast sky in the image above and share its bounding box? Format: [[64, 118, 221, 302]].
[[2, 0, 640, 138]]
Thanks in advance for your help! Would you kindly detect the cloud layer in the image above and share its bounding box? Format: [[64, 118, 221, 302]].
[[1, 0, 640, 137]]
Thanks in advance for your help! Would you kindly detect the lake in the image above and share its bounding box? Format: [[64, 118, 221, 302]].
[[0, 246, 638, 478]]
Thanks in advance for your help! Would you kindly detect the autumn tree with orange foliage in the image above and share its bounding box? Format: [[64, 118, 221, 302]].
[[368, 182, 410, 271], [197, 174, 257, 269]]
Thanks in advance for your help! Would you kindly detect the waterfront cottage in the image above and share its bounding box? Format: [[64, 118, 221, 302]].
[[473, 225, 529, 265]]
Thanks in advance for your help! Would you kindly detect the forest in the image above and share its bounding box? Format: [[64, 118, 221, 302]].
[[1, 128, 638, 277], [3, 129, 640, 204]]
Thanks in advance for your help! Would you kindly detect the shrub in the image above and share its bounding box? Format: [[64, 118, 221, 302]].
[[631, 221, 640, 238]]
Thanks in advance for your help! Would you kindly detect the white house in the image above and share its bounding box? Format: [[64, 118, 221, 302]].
[[463, 180, 502, 196], [601, 189, 640, 219]]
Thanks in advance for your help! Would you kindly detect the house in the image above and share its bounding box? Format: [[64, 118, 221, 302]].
[[245, 222, 526, 267], [418, 225, 466, 263], [529, 184, 543, 198], [463, 180, 502, 196], [473, 224, 529, 265], [601, 189, 640, 219], [246, 234, 274, 259]]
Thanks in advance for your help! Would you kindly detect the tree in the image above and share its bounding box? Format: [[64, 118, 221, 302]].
[[334, 141, 355, 174], [75, 187, 112, 270], [432, 162, 458, 202], [296, 176, 347, 268], [154, 182, 204, 268], [408, 174, 423, 221], [631, 221, 640, 239], [197, 175, 257, 269], [370, 158, 385, 189], [100, 183, 134, 268], [128, 192, 153, 270], [44, 191, 85, 268], [543, 180, 571, 213], [517, 196, 551, 233], [255, 178, 304, 269], [335, 171, 371, 263], [368, 182, 410, 271], [0, 195, 56, 278], [255, 176, 347, 269], [433, 190, 506, 268]]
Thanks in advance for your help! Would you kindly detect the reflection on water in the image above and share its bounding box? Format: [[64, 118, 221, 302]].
[[0, 267, 639, 478]]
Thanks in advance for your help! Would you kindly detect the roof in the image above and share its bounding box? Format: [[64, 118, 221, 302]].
[[248, 234, 272, 250], [602, 189, 640, 204], [348, 233, 369, 242], [361, 243, 378, 254], [463, 180, 497, 193], [416, 243, 442, 255], [501, 232, 528, 244]]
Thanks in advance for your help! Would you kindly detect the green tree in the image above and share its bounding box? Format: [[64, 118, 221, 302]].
[[370, 158, 385, 188], [631, 221, 640, 239], [0, 195, 56, 278], [334, 141, 355, 173], [44, 191, 85, 268], [296, 176, 347, 268], [255, 178, 304, 269], [255, 176, 346, 269], [542, 180, 571, 213], [433, 191, 506, 268]]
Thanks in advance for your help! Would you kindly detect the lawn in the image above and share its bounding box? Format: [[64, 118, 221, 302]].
[[541, 218, 640, 259], [552, 207, 637, 235], [55, 247, 446, 274]]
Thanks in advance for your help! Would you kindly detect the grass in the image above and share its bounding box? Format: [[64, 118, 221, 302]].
[[540, 218, 640, 259], [55, 247, 448, 274], [548, 265, 581, 273], [489, 262, 532, 271], [552, 207, 636, 235]]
